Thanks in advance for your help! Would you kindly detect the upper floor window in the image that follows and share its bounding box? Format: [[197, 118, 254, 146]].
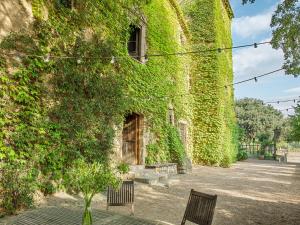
[[168, 108, 175, 125], [128, 26, 141, 58], [127, 23, 146, 63], [58, 0, 73, 9]]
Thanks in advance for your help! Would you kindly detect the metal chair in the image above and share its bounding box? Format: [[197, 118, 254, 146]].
[[181, 189, 217, 225], [107, 180, 134, 215]]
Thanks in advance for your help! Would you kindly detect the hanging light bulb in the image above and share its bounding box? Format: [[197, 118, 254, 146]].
[[254, 43, 258, 48], [277, 101, 280, 104], [110, 56, 115, 64], [254, 77, 258, 82], [44, 54, 50, 63], [144, 54, 149, 62]]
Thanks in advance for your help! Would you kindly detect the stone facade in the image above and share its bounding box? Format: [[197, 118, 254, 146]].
[[0, 0, 234, 166]]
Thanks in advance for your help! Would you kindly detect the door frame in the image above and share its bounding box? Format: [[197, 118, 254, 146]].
[[122, 113, 143, 165]]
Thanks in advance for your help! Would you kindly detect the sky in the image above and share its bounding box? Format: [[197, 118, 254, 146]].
[[230, 0, 300, 116]]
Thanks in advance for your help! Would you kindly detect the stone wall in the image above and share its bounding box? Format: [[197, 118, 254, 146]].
[[0, 0, 32, 41]]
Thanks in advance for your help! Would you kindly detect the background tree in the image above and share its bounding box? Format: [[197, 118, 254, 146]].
[[242, 0, 300, 75], [235, 98, 285, 150], [289, 104, 300, 141]]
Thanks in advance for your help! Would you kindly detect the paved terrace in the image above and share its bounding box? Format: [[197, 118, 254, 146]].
[[1, 153, 300, 225]]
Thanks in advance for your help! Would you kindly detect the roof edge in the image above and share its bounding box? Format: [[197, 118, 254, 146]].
[[222, 0, 234, 19]]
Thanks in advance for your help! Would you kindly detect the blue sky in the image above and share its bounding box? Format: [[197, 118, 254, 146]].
[[230, 0, 300, 115]]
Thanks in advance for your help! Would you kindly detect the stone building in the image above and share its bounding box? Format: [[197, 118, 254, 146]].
[[0, 0, 236, 167]]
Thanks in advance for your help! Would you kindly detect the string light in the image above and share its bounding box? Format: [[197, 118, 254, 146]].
[[224, 68, 284, 88], [265, 97, 300, 104], [0, 41, 271, 60], [279, 107, 295, 112], [110, 56, 116, 64]]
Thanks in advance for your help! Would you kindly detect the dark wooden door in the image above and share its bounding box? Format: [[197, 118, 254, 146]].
[[122, 113, 140, 164]]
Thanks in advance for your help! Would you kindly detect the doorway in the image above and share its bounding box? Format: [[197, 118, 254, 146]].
[[122, 113, 142, 164]]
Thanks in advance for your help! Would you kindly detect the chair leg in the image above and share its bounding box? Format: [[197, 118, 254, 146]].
[[181, 218, 186, 225], [131, 203, 134, 216]]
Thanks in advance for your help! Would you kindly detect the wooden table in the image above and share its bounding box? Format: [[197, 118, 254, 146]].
[[7, 207, 165, 225]]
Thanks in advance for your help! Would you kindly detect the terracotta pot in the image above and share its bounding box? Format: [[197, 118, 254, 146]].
[[258, 155, 264, 160]]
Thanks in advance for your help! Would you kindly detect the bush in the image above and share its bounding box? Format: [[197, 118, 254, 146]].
[[166, 125, 186, 166], [264, 152, 274, 160], [39, 180, 57, 196], [145, 142, 170, 165], [117, 162, 130, 174], [237, 150, 248, 161], [0, 163, 38, 215], [145, 125, 186, 166]]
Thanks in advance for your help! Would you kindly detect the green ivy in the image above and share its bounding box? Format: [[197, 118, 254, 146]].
[[166, 125, 186, 166], [0, 0, 193, 213], [184, 0, 237, 166]]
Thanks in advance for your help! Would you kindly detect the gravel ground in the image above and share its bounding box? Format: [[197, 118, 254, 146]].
[[1, 153, 300, 225]]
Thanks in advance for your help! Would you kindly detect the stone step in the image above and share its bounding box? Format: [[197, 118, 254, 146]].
[[129, 165, 145, 172]]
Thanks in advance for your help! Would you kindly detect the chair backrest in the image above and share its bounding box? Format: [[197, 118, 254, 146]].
[[181, 189, 217, 225], [107, 180, 134, 206]]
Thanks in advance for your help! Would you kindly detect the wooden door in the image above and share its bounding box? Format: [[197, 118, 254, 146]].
[[122, 113, 141, 164]]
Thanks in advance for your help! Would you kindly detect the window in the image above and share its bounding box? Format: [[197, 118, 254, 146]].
[[128, 26, 141, 58], [127, 23, 146, 63], [179, 122, 187, 147], [58, 0, 73, 9], [168, 108, 175, 125]]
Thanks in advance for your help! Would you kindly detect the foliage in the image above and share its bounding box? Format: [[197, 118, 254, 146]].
[[289, 105, 300, 141], [264, 151, 274, 160], [117, 162, 130, 174], [258, 133, 273, 155], [0, 0, 193, 213], [242, 0, 300, 75], [166, 125, 186, 166], [145, 125, 186, 166], [235, 98, 285, 145], [237, 150, 248, 161], [64, 159, 119, 225], [145, 143, 163, 165], [0, 162, 38, 215], [183, 0, 237, 166]]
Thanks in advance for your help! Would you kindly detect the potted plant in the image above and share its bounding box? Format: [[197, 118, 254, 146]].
[[64, 159, 120, 225], [258, 149, 265, 160], [117, 162, 131, 180]]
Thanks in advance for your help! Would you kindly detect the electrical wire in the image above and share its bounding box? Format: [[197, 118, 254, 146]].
[[279, 107, 295, 112], [224, 68, 284, 88], [0, 41, 271, 60], [265, 97, 300, 104]]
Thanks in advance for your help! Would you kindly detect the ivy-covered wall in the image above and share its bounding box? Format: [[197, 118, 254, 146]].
[[0, 0, 192, 169], [183, 0, 237, 166], [0, 0, 237, 172]]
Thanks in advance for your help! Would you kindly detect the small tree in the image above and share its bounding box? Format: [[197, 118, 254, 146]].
[[289, 105, 300, 141], [64, 159, 120, 225]]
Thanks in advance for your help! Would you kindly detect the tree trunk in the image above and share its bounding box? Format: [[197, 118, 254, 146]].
[[82, 194, 93, 225]]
